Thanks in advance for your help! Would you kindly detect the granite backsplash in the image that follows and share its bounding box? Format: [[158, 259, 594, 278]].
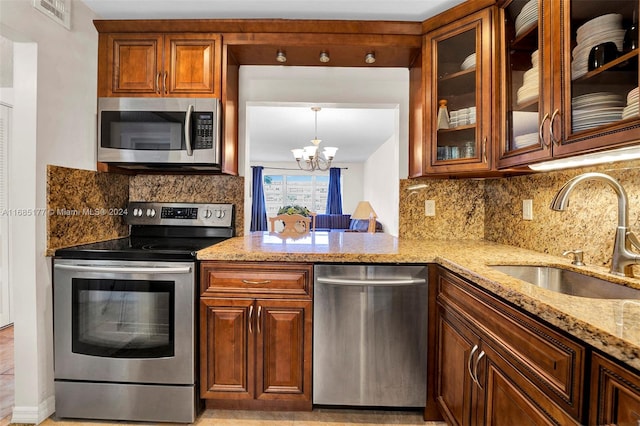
[[47, 167, 245, 254], [400, 159, 640, 275], [47, 165, 129, 253]]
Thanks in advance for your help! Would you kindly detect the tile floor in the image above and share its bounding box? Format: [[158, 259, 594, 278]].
[[0, 325, 444, 425]]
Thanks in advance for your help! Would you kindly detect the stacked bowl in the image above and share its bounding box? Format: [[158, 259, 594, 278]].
[[623, 87, 639, 120], [517, 50, 539, 105]]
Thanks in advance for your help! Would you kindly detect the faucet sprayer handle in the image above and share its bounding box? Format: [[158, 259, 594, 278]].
[[628, 231, 640, 251], [563, 250, 585, 266]]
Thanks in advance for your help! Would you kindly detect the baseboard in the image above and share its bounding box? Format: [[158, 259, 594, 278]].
[[10, 395, 55, 425]]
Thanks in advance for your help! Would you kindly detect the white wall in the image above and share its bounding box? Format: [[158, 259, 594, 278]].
[[0, 0, 99, 423], [364, 134, 399, 235], [240, 66, 409, 234]]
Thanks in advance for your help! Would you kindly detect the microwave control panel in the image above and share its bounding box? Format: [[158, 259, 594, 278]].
[[194, 112, 214, 149]]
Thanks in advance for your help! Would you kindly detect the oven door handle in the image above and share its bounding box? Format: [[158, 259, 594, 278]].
[[54, 264, 192, 274]]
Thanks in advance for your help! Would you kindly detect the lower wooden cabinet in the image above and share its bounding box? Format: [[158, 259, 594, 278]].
[[590, 352, 640, 426], [199, 262, 313, 410], [434, 266, 583, 425]]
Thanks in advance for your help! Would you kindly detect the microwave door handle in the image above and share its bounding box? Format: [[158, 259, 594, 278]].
[[184, 104, 194, 156]]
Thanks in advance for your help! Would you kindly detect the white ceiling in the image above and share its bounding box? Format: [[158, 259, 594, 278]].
[[80, 0, 465, 21], [79, 0, 465, 163]]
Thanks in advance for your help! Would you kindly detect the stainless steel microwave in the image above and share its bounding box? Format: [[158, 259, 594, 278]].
[[98, 97, 221, 171]]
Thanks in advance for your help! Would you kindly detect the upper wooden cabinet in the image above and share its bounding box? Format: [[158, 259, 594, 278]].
[[422, 7, 498, 176], [98, 33, 222, 98], [498, 0, 640, 168]]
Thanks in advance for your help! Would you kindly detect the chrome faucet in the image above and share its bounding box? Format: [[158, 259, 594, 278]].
[[550, 172, 640, 277]]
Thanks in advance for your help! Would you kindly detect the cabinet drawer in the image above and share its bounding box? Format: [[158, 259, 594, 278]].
[[436, 267, 585, 421], [201, 262, 312, 297]]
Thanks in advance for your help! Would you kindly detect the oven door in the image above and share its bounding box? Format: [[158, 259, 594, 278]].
[[53, 259, 195, 385]]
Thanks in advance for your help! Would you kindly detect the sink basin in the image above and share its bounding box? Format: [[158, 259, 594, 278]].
[[490, 265, 640, 299]]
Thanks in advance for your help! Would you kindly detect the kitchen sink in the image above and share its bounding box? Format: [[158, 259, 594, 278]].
[[490, 265, 640, 299]]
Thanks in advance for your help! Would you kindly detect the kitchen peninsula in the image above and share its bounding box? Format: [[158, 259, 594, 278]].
[[198, 231, 640, 371], [199, 231, 640, 423]]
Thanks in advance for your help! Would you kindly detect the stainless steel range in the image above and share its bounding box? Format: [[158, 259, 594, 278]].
[[53, 202, 234, 423]]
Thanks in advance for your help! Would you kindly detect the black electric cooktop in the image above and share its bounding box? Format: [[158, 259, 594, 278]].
[[54, 202, 235, 262]]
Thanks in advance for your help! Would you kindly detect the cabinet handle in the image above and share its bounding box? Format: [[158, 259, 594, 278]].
[[248, 305, 254, 334], [482, 137, 487, 163], [163, 71, 168, 95], [257, 306, 262, 334], [473, 350, 485, 388], [468, 345, 478, 383], [538, 112, 550, 147], [155, 72, 161, 94], [549, 109, 560, 146], [242, 279, 272, 285]]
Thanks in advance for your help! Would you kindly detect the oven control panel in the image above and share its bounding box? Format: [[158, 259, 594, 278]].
[[127, 202, 234, 228]]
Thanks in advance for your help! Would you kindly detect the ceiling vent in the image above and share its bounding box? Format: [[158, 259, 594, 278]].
[[33, 0, 71, 30]]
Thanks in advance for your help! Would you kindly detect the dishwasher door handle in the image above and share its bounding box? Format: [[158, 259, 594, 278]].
[[316, 277, 426, 286]]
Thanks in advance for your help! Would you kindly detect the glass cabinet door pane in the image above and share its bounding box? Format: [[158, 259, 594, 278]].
[[503, 0, 542, 154], [435, 28, 478, 161], [569, 0, 639, 139]]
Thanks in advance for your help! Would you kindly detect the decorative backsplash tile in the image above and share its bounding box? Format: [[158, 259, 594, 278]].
[[47, 165, 129, 253], [401, 159, 640, 275], [129, 174, 245, 236]]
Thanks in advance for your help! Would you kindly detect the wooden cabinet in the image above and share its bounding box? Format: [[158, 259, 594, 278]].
[[421, 7, 498, 176], [590, 352, 640, 425], [199, 262, 312, 410], [498, 0, 640, 168], [434, 266, 585, 425], [99, 33, 222, 98]]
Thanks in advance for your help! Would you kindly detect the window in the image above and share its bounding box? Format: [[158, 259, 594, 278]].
[[264, 174, 329, 216]]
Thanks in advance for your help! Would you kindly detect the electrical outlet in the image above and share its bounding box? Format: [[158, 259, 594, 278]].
[[425, 200, 436, 217], [523, 199, 533, 220]]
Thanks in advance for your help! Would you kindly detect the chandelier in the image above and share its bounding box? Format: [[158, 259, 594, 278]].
[[291, 107, 338, 171]]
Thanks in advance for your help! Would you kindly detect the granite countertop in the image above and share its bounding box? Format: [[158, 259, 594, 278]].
[[198, 231, 640, 371]]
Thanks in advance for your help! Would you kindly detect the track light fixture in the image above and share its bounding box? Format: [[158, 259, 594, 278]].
[[276, 49, 287, 63], [319, 51, 330, 63], [364, 52, 376, 64]]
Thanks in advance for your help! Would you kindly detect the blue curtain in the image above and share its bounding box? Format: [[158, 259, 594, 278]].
[[250, 166, 268, 231], [326, 167, 343, 214]]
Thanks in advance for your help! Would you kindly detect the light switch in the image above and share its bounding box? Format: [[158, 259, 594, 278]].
[[425, 200, 436, 217], [523, 199, 533, 220]]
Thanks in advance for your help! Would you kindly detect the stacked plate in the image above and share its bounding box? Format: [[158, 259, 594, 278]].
[[460, 53, 476, 71], [623, 87, 639, 120], [572, 92, 624, 132], [513, 132, 538, 149], [516, 50, 539, 105], [515, 0, 538, 37], [572, 14, 625, 79]]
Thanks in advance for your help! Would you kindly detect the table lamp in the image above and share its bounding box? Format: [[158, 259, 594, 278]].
[[351, 201, 377, 233]]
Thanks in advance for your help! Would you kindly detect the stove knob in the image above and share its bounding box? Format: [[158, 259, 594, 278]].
[[219, 209, 226, 218], [146, 208, 156, 218], [134, 208, 142, 217], [204, 209, 213, 219]]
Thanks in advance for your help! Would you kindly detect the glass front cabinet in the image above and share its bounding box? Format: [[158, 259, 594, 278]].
[[499, 0, 640, 168], [423, 7, 497, 175]]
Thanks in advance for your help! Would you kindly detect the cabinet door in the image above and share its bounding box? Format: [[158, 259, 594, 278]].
[[106, 34, 164, 96], [200, 298, 254, 400], [554, 0, 640, 156], [435, 305, 480, 426], [424, 7, 495, 175], [255, 299, 312, 404], [482, 344, 579, 426], [498, 0, 554, 167], [165, 33, 221, 97], [590, 352, 640, 426]]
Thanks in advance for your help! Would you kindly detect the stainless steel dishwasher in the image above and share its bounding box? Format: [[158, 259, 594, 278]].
[[313, 264, 428, 407]]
